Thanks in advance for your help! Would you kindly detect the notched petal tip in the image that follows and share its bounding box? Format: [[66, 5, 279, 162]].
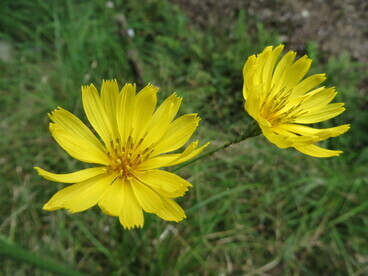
[[189, 113, 201, 124], [145, 83, 160, 92], [174, 213, 187, 222], [34, 166, 41, 174], [333, 124, 350, 137], [170, 92, 183, 102], [203, 141, 211, 147], [119, 215, 144, 230], [287, 50, 297, 56], [34, 167, 52, 183], [300, 54, 311, 61], [123, 224, 143, 230], [323, 150, 343, 158], [66, 207, 82, 214], [42, 202, 60, 211], [274, 44, 285, 51], [81, 83, 97, 94]]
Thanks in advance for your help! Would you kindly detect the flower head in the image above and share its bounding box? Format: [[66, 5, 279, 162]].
[[35, 80, 209, 229], [242, 45, 350, 157]]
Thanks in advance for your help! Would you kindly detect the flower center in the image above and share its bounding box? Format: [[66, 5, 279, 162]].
[[106, 135, 154, 178], [260, 87, 306, 127]]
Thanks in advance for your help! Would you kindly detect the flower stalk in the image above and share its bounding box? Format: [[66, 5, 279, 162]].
[[172, 120, 261, 172]]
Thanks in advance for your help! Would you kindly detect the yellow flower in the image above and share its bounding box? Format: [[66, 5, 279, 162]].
[[242, 45, 350, 157], [35, 80, 209, 229]]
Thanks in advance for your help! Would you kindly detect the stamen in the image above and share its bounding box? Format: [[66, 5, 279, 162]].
[[261, 86, 304, 126], [107, 132, 154, 178], [131, 153, 141, 165], [126, 136, 132, 152], [134, 137, 144, 151]]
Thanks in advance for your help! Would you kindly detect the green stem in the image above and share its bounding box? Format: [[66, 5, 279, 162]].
[[173, 120, 261, 172]]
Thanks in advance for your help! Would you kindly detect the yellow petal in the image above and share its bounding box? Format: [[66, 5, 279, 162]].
[[139, 93, 182, 150], [253, 46, 273, 85], [49, 107, 106, 153], [156, 197, 186, 222], [168, 141, 210, 166], [100, 80, 119, 140], [286, 135, 319, 146], [35, 166, 107, 183], [119, 179, 144, 229], [272, 126, 317, 147], [281, 124, 350, 141], [43, 173, 116, 213], [290, 74, 326, 99], [98, 177, 125, 216], [153, 114, 200, 155], [262, 45, 284, 92], [283, 55, 312, 89], [294, 103, 345, 124], [271, 50, 296, 94], [131, 84, 158, 141], [130, 177, 163, 213], [257, 118, 287, 148], [138, 155, 179, 171], [263, 133, 291, 149], [135, 170, 191, 198], [116, 83, 136, 142], [297, 87, 337, 110], [260, 123, 292, 149], [150, 93, 182, 126], [50, 124, 110, 165], [278, 87, 325, 114], [244, 84, 264, 120], [294, 144, 342, 158], [138, 141, 209, 170], [242, 55, 258, 100], [82, 84, 113, 148]]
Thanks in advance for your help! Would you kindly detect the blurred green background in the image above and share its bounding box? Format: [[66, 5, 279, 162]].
[[0, 0, 367, 275]]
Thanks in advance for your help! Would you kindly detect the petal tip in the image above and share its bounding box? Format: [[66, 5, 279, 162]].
[[120, 219, 144, 230], [34, 167, 42, 174], [42, 203, 59, 211]]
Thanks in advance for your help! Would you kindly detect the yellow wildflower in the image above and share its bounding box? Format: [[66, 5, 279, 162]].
[[35, 80, 208, 229], [242, 45, 350, 157]]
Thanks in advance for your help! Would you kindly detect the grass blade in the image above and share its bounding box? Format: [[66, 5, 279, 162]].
[[0, 234, 84, 276]]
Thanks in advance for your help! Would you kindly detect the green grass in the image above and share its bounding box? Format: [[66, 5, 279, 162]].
[[1, 0, 367, 275]]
